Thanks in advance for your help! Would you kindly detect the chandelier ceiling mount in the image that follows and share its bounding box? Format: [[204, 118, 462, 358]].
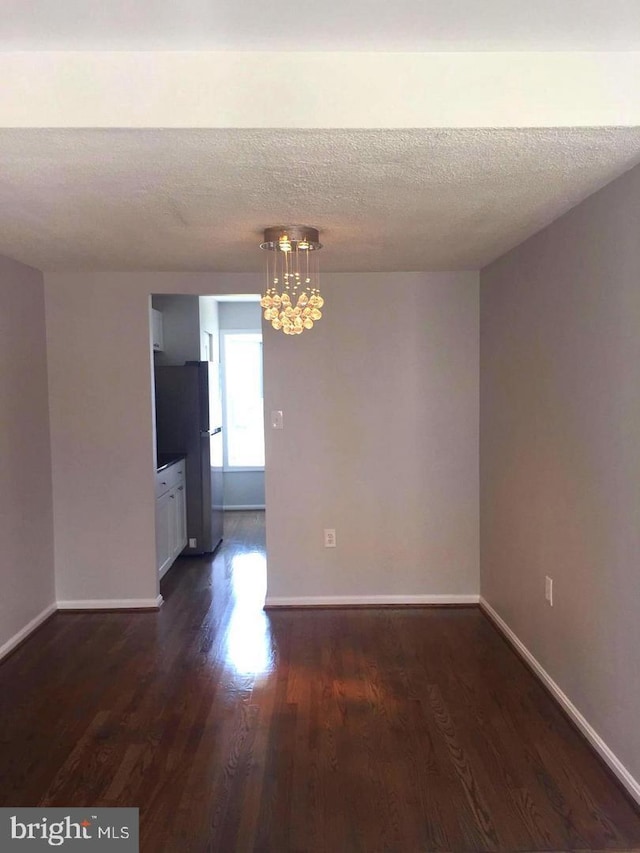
[[260, 225, 324, 336]]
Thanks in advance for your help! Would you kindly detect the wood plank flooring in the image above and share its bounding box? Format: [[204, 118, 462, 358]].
[[1, 510, 639, 852]]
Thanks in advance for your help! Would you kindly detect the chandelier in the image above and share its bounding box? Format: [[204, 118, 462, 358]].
[[260, 226, 324, 335]]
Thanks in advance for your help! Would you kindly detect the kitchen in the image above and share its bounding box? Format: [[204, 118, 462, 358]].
[[151, 294, 265, 580]]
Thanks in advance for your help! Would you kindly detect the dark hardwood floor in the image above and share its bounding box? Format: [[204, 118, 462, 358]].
[[1, 510, 639, 852]]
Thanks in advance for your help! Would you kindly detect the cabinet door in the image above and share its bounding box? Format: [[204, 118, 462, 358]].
[[155, 490, 173, 575], [174, 482, 187, 554]]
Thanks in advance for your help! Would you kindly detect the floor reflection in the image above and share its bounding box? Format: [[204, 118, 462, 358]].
[[225, 550, 272, 675]]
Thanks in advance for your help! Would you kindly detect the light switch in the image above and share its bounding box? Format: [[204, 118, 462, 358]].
[[271, 410, 284, 430]]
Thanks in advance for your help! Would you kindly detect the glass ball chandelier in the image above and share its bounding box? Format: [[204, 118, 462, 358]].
[[260, 226, 324, 336]]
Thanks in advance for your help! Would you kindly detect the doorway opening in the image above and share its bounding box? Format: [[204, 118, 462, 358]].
[[150, 294, 266, 609]]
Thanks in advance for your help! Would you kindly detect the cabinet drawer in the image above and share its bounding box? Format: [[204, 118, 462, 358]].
[[155, 460, 185, 497]]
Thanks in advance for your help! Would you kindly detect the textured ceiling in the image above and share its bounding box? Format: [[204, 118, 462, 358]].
[[2, 0, 640, 50], [1, 128, 640, 272]]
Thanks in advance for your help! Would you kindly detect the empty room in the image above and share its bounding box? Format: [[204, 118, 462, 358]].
[[1, 4, 640, 852]]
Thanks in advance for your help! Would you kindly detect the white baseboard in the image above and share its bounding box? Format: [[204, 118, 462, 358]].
[[480, 596, 640, 806], [0, 602, 57, 662], [223, 504, 265, 511], [57, 595, 163, 611], [265, 593, 479, 608]]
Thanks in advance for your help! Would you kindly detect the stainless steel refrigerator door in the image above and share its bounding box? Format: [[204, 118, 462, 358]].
[[156, 363, 223, 555], [187, 360, 222, 433]]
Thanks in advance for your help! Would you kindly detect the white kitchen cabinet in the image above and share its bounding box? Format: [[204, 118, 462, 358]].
[[174, 480, 187, 548], [155, 490, 173, 575], [151, 308, 164, 352], [155, 459, 187, 578]]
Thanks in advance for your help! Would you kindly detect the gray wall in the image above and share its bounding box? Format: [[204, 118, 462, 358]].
[[151, 294, 200, 365], [43, 271, 479, 606], [480, 162, 640, 783], [219, 300, 265, 509], [264, 271, 479, 601], [223, 470, 265, 509], [199, 296, 220, 363], [0, 254, 55, 653], [219, 300, 262, 330]]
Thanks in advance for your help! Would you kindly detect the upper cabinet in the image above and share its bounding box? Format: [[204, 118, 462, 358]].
[[151, 296, 200, 364], [151, 308, 164, 352]]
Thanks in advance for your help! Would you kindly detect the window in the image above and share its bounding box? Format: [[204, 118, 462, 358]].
[[221, 331, 265, 469]]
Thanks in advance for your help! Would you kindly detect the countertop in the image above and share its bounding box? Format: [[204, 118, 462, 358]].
[[156, 453, 186, 473]]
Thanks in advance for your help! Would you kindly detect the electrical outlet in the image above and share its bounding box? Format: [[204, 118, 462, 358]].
[[271, 410, 284, 430], [189, 538, 197, 549], [324, 528, 336, 548], [545, 575, 553, 606]]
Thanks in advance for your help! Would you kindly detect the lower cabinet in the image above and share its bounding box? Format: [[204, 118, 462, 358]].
[[155, 460, 187, 578]]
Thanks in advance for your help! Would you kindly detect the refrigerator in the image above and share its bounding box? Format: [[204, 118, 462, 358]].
[[154, 361, 224, 555]]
